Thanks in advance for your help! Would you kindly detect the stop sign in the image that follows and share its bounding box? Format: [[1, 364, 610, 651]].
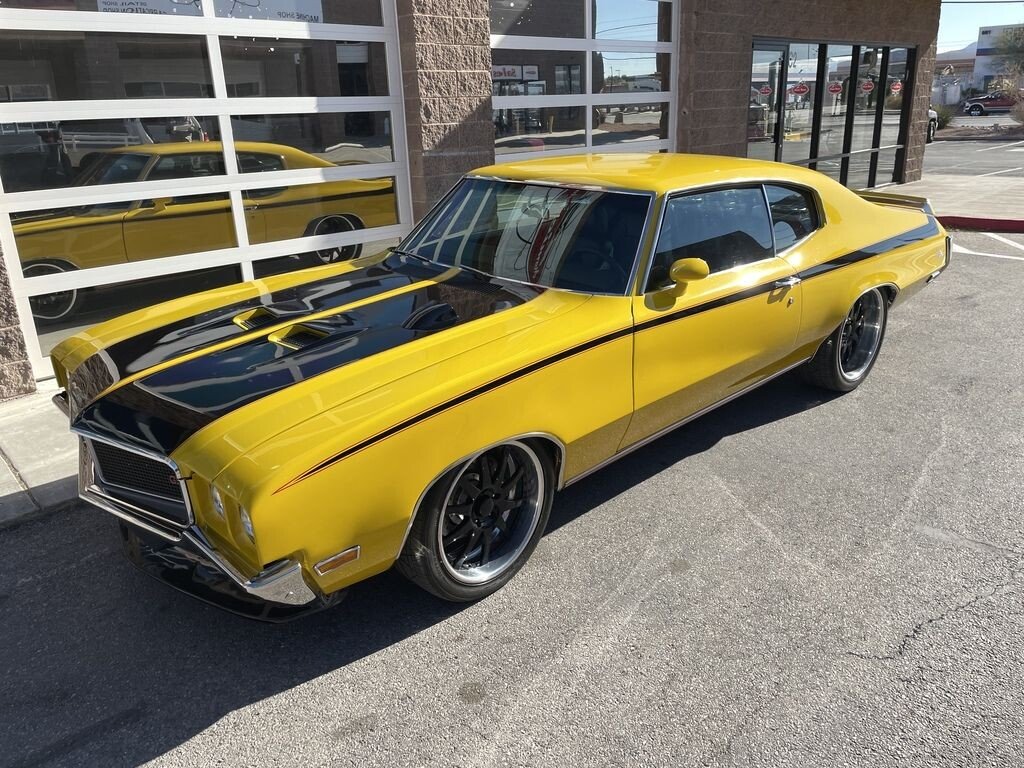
[[861, 80, 875, 93], [791, 82, 810, 96], [890, 81, 903, 94], [827, 82, 843, 95], [759, 85, 772, 96]]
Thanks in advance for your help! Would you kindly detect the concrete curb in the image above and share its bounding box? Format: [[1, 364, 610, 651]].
[[934, 134, 1024, 143], [937, 215, 1024, 233]]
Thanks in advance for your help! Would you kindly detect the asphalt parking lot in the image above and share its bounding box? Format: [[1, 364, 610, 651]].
[[2, 231, 1023, 767], [925, 138, 1024, 178]]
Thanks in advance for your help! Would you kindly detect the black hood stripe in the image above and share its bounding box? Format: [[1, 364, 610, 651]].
[[67, 254, 449, 417], [274, 218, 943, 493], [74, 271, 543, 455]]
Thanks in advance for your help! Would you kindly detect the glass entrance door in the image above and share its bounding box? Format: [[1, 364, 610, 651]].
[[747, 46, 785, 161]]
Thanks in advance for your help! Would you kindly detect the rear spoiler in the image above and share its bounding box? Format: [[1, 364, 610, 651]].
[[856, 190, 935, 215]]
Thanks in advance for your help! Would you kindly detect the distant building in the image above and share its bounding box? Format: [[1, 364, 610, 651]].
[[974, 24, 1024, 91], [932, 42, 976, 103]]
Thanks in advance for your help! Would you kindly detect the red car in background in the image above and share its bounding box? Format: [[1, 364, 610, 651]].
[[962, 91, 1022, 116]]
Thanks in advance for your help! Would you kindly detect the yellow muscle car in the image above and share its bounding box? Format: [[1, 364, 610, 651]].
[[50, 154, 949, 620], [18, 141, 396, 322]]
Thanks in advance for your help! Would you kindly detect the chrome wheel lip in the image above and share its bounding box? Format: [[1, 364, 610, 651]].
[[437, 440, 544, 586], [24, 263, 78, 321], [313, 216, 358, 263], [838, 289, 884, 382]]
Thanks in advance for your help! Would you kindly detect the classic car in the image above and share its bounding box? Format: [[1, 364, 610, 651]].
[[50, 153, 950, 620], [18, 141, 396, 322]]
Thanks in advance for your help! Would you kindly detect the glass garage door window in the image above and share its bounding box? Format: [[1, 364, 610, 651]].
[[0, 0, 412, 376]]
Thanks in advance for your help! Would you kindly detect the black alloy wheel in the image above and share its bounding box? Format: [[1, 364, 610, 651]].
[[397, 440, 554, 601], [801, 287, 888, 392]]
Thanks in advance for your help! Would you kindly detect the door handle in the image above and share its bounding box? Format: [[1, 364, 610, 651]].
[[774, 276, 801, 289]]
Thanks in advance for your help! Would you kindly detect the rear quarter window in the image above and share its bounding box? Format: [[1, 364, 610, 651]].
[[764, 185, 820, 251]]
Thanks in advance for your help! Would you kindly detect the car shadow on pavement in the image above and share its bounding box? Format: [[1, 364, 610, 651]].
[[0, 372, 836, 768]]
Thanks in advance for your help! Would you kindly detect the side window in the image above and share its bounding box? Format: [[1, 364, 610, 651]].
[[147, 153, 226, 181], [238, 153, 286, 173], [648, 186, 773, 290], [764, 185, 819, 251]]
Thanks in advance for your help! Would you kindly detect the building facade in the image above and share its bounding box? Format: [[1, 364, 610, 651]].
[[0, 0, 941, 399], [973, 24, 1024, 91]]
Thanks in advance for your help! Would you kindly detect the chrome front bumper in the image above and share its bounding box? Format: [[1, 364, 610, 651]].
[[74, 433, 324, 617]]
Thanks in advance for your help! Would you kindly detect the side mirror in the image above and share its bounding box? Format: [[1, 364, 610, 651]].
[[667, 257, 710, 291]]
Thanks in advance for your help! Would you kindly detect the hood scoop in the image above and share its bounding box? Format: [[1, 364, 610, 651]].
[[268, 316, 364, 352], [234, 307, 283, 331], [402, 302, 460, 333]]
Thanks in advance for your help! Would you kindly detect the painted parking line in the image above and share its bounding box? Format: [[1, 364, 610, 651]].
[[977, 166, 1024, 177], [982, 232, 1024, 253], [952, 242, 1024, 262], [976, 140, 1024, 153]]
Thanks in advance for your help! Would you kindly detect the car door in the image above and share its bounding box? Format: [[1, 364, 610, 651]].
[[622, 184, 802, 448], [122, 192, 236, 262]]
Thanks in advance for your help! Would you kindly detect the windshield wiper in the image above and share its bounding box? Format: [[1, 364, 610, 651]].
[[387, 246, 434, 265]]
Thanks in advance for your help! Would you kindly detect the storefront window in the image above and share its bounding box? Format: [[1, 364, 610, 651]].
[[0, 31, 213, 101], [231, 113, 393, 167], [881, 48, 908, 149], [15, 193, 236, 282], [593, 103, 668, 146], [592, 52, 669, 95], [220, 39, 388, 98], [0, 116, 221, 193], [244, 177, 398, 247], [495, 108, 586, 155], [747, 48, 784, 162], [491, 50, 586, 96], [849, 47, 884, 153], [820, 45, 853, 159], [593, 0, 672, 42], [489, 0, 585, 38], [781, 43, 818, 164], [215, 0, 382, 25], [30, 265, 241, 356]]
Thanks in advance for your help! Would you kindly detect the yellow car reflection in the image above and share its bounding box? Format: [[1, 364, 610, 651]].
[[16, 142, 397, 321]]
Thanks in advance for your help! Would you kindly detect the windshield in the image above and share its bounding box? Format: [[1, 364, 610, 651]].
[[74, 153, 149, 187], [401, 178, 650, 294]]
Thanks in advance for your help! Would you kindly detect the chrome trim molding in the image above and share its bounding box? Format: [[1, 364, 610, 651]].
[[564, 357, 812, 488], [395, 431, 568, 561], [183, 529, 317, 606]]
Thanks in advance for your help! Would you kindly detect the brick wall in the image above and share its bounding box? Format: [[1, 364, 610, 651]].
[[677, 0, 941, 182], [0, 251, 34, 401], [397, 0, 495, 216]]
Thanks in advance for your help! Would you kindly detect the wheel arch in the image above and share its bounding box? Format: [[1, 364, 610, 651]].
[[396, 431, 567, 560]]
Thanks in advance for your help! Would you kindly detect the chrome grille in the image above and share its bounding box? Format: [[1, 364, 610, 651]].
[[89, 439, 190, 528]]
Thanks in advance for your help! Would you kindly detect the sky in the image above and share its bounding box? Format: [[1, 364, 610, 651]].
[[937, 1, 1024, 52]]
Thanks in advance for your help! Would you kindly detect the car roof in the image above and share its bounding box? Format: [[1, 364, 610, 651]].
[[469, 153, 827, 195], [103, 141, 316, 159]]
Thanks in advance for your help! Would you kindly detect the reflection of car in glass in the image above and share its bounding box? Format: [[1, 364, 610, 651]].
[[962, 91, 1021, 116], [51, 154, 950, 620], [17, 141, 397, 322]]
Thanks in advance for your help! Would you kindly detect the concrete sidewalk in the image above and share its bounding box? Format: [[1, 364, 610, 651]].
[[0, 379, 77, 526], [894, 174, 1024, 232]]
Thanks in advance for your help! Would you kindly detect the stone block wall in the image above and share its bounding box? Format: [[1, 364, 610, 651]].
[[397, 0, 495, 216], [0, 251, 34, 400]]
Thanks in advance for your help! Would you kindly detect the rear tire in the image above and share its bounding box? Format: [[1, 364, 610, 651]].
[[801, 288, 888, 392], [397, 440, 555, 602]]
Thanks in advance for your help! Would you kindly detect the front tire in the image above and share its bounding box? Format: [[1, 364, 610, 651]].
[[23, 260, 80, 323], [969, 105, 984, 116], [801, 288, 888, 392], [927, 120, 936, 143], [397, 440, 555, 602]]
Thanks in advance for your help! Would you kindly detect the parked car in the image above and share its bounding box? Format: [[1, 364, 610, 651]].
[[927, 108, 938, 143], [17, 141, 396, 322], [51, 153, 950, 620], [962, 91, 1021, 116]]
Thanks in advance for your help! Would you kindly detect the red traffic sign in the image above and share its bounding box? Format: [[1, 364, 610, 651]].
[[861, 80, 875, 93], [759, 85, 773, 96], [790, 82, 810, 96], [890, 81, 903, 94], [827, 82, 843, 94]]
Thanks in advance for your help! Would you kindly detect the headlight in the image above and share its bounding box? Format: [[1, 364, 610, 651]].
[[210, 486, 225, 519], [239, 505, 255, 542]]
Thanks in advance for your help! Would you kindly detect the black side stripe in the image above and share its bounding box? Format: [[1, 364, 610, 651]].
[[276, 218, 942, 492], [274, 324, 635, 492]]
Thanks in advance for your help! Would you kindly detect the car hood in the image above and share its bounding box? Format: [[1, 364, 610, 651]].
[[65, 253, 588, 461]]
